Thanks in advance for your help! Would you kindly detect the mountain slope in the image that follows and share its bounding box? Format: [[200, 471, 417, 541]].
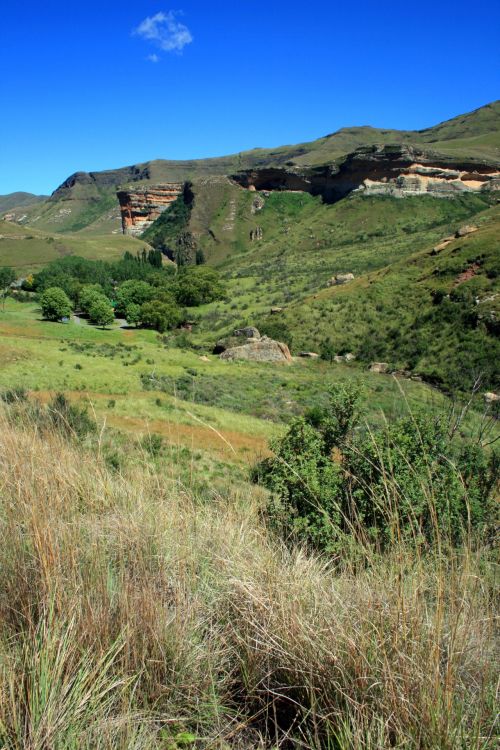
[[12, 101, 499, 235], [0, 192, 47, 214]]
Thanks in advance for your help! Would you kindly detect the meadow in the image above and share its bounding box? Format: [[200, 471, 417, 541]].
[[0, 298, 490, 467]]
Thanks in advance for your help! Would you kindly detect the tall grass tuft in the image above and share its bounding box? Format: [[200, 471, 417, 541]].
[[0, 404, 497, 748]]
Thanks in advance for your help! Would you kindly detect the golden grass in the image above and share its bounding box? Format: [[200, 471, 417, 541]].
[[0, 409, 497, 749]]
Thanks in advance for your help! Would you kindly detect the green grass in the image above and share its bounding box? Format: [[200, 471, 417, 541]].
[[0, 299, 493, 466], [0, 220, 149, 272]]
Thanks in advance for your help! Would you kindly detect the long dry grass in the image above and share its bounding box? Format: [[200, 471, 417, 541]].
[[0, 408, 497, 749]]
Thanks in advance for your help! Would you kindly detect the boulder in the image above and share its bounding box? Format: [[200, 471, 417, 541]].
[[270, 306, 284, 314], [455, 225, 478, 238], [298, 351, 320, 358], [327, 273, 355, 286], [220, 336, 292, 363], [345, 352, 356, 361], [334, 355, 345, 363], [370, 362, 389, 373]]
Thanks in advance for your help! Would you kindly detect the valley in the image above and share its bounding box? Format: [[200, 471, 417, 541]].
[[0, 97, 498, 750]]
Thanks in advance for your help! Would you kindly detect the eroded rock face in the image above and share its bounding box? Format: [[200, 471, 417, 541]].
[[232, 145, 500, 203], [117, 184, 184, 236]]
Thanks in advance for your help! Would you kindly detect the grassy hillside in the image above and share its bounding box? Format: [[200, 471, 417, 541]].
[[0, 220, 149, 272], [271, 203, 500, 391]]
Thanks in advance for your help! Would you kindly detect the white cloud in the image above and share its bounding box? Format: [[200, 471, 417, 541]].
[[134, 11, 193, 56], [147, 53, 160, 63]]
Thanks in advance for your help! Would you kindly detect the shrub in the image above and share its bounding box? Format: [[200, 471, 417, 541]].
[[254, 384, 498, 550]]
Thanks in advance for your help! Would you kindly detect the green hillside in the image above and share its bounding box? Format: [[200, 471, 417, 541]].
[[0, 220, 150, 272], [0, 192, 47, 213]]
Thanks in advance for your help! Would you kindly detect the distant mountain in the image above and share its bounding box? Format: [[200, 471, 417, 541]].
[[8, 101, 500, 236], [0, 192, 47, 214]]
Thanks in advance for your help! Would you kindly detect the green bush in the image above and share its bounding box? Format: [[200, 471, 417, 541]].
[[254, 384, 498, 551]]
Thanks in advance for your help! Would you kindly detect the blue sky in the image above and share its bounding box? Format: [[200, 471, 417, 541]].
[[1, 0, 498, 195]]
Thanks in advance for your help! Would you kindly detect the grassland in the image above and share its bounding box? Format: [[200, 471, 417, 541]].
[[0, 220, 149, 272], [0, 298, 494, 472]]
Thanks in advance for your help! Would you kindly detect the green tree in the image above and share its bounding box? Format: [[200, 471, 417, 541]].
[[39, 287, 72, 322], [0, 267, 16, 310], [79, 284, 107, 314], [115, 280, 153, 316], [125, 303, 142, 327], [174, 267, 226, 306], [139, 300, 182, 333], [88, 298, 114, 329], [319, 339, 336, 363]]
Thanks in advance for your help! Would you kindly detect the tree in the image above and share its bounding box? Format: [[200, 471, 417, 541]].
[[115, 280, 153, 316], [0, 267, 15, 310], [147, 249, 163, 268], [88, 298, 114, 329], [125, 303, 142, 327], [79, 284, 107, 314], [139, 300, 182, 333], [174, 267, 226, 306], [39, 287, 72, 322], [195, 248, 206, 265]]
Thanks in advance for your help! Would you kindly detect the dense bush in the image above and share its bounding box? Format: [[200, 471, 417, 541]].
[[254, 384, 498, 551]]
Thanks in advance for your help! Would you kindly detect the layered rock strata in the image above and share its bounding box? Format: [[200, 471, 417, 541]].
[[117, 184, 183, 236], [232, 145, 500, 203]]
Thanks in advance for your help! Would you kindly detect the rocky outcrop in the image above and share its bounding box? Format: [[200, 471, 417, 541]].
[[215, 327, 292, 363], [220, 337, 292, 363], [232, 145, 500, 204], [117, 184, 184, 236], [327, 273, 355, 286]]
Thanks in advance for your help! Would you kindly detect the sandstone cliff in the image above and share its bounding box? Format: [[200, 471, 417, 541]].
[[232, 145, 500, 203], [116, 184, 184, 236]]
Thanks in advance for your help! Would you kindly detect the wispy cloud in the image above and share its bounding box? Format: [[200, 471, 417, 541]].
[[147, 53, 160, 63], [134, 11, 193, 59]]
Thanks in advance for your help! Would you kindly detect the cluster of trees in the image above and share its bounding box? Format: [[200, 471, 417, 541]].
[[33, 255, 226, 331], [253, 384, 498, 552]]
